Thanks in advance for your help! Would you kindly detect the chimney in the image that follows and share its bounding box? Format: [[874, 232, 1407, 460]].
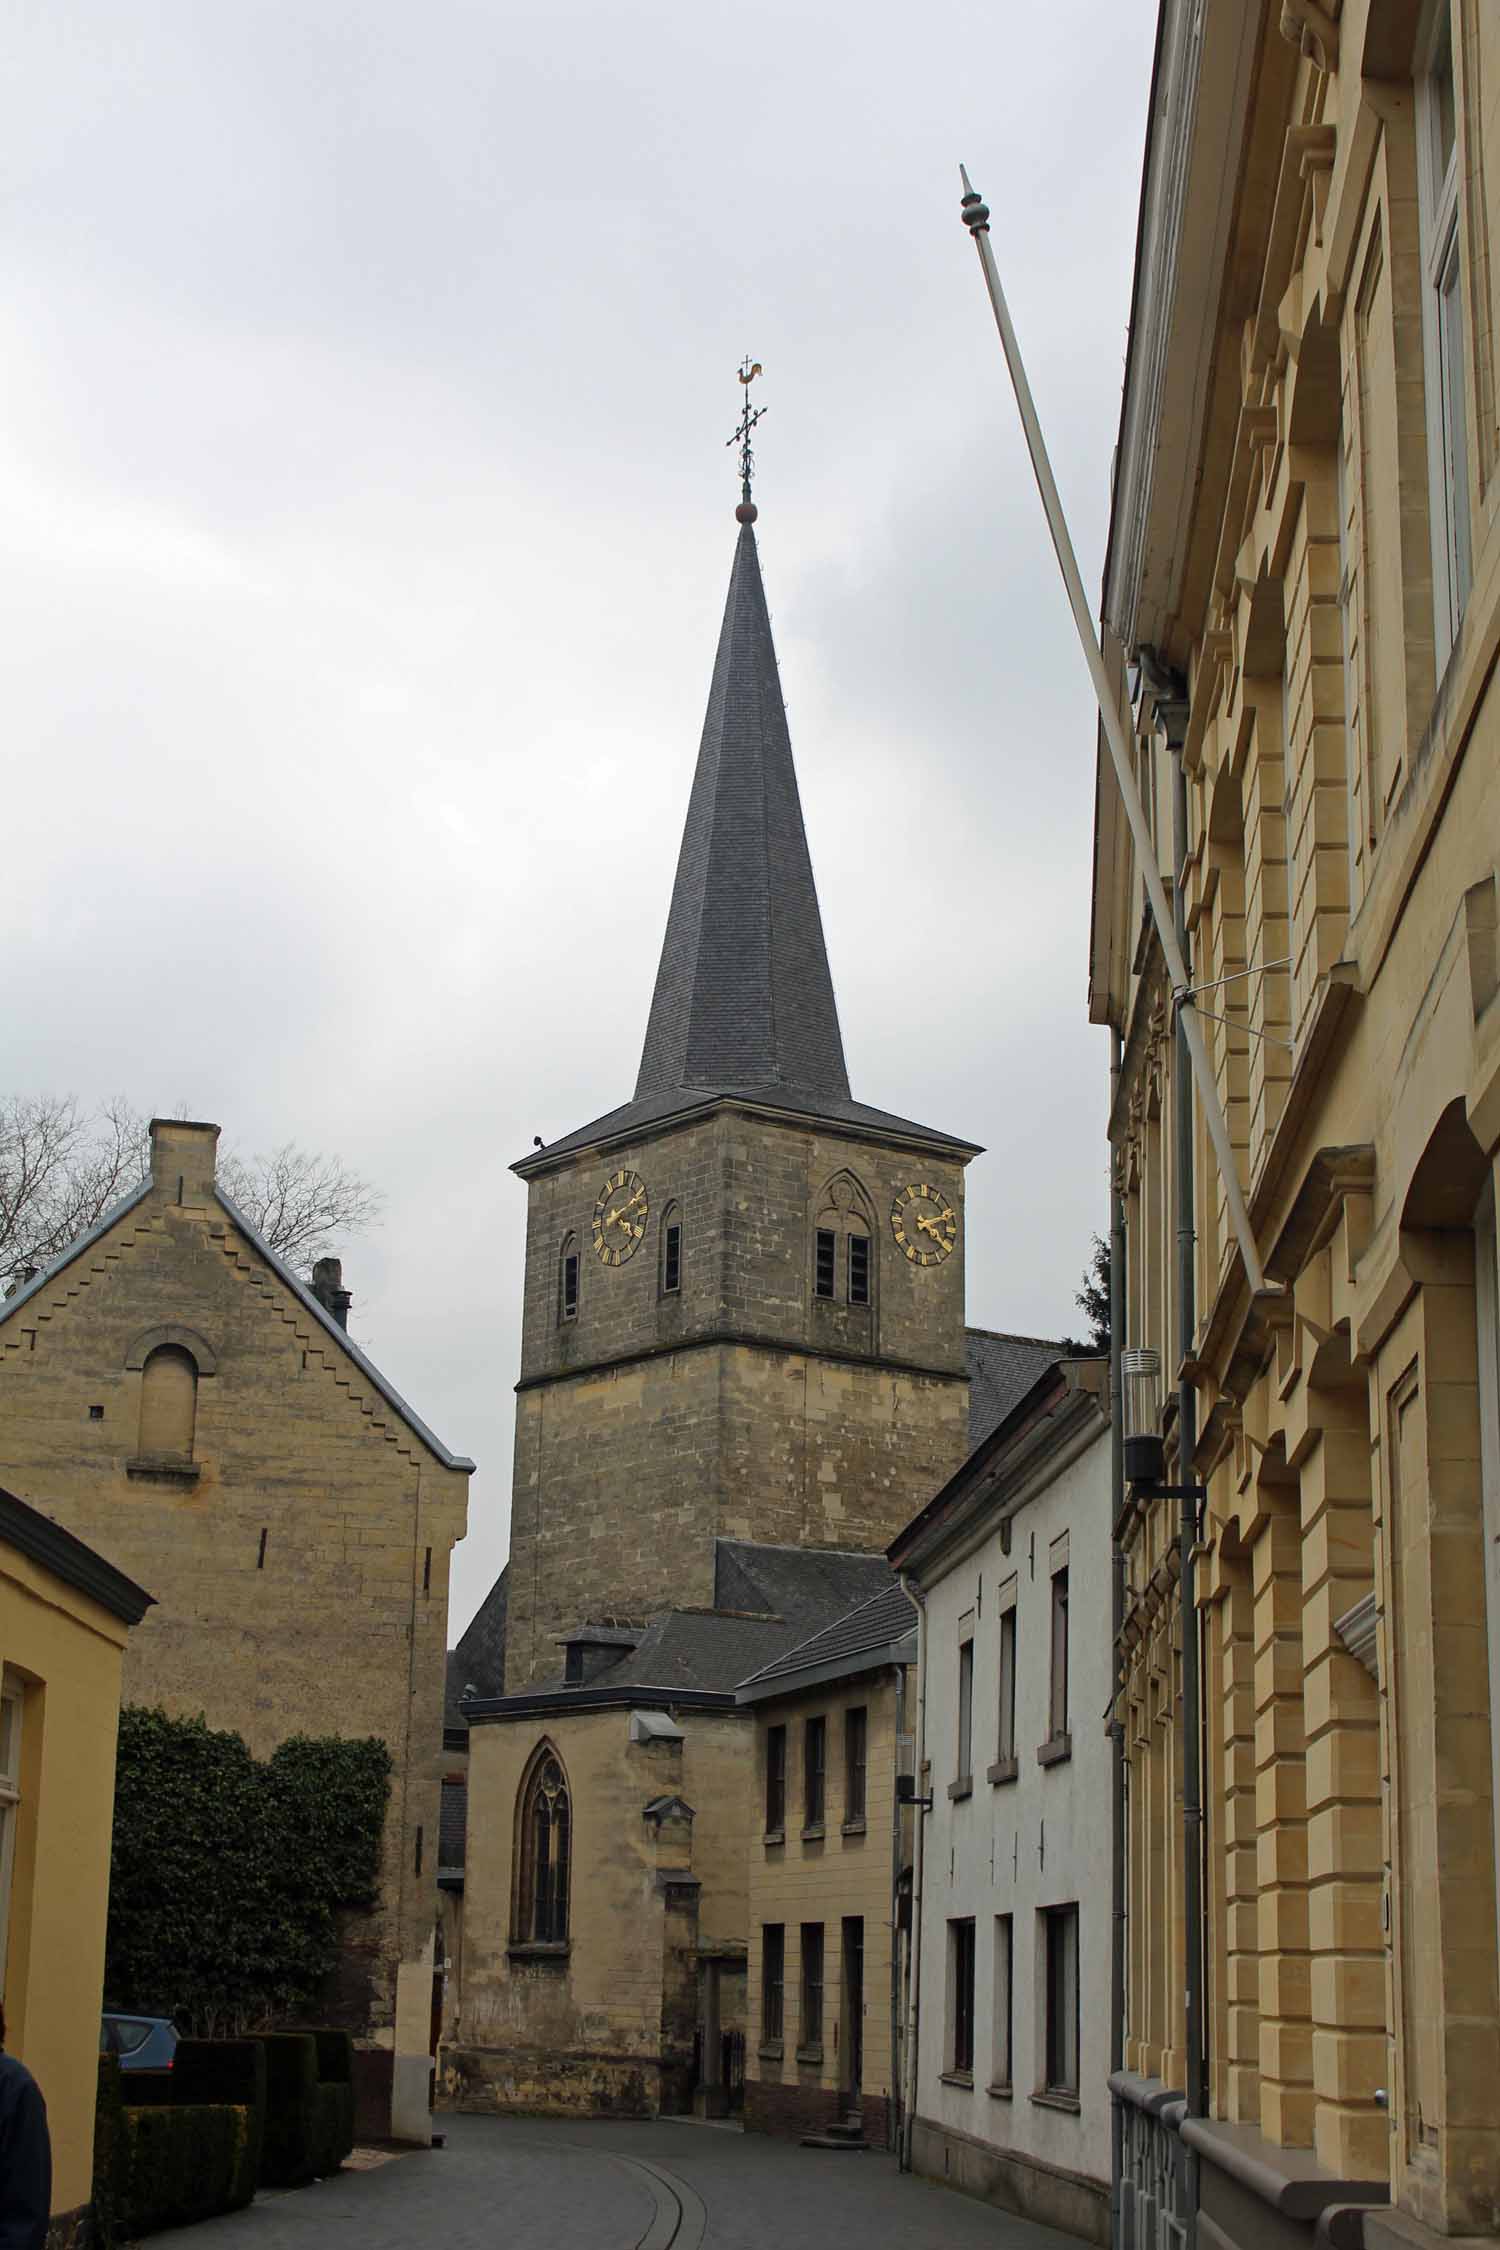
[[149, 1119, 220, 1205], [311, 1257, 352, 1330]]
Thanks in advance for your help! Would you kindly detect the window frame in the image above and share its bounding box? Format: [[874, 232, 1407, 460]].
[[848, 1231, 871, 1306], [843, 1705, 867, 1828], [761, 1923, 785, 2044], [764, 1724, 787, 1837], [991, 1913, 1014, 2095], [997, 1603, 1018, 1768], [1416, 0, 1472, 663], [560, 1237, 580, 1323], [956, 1633, 974, 1787], [814, 1228, 837, 1300], [947, 1916, 976, 2080], [513, 1744, 572, 1948], [660, 1207, 682, 1297], [1042, 1903, 1080, 2099], [1048, 1566, 1070, 1742], [803, 1715, 826, 1833], [799, 1921, 825, 2053], [0, 1679, 22, 2001]]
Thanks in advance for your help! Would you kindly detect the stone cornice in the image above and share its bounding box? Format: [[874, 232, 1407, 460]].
[[516, 1327, 970, 1398]]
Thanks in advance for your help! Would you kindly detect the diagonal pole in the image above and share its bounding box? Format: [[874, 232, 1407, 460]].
[[956, 166, 1269, 1298]]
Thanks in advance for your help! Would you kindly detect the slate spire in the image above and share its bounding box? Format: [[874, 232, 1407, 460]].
[[634, 518, 851, 1103]]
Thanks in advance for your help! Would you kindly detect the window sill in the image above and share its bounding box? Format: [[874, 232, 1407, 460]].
[[795, 2044, 824, 2066], [1036, 1734, 1072, 1769], [507, 1941, 571, 1963], [757, 2039, 784, 2061], [762, 1830, 785, 1847], [986, 1757, 1019, 1787], [947, 1776, 973, 1801], [1031, 2087, 1081, 2115], [987, 2081, 1013, 2101], [939, 2070, 974, 2089], [840, 1817, 867, 1836], [801, 1823, 825, 1843], [125, 1456, 200, 1484]]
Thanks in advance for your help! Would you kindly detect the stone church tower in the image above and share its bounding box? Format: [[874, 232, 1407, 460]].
[[448, 498, 1006, 2118], [503, 510, 978, 1691]]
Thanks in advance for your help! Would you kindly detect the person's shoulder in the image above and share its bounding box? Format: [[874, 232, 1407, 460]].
[[0, 2051, 42, 2103]]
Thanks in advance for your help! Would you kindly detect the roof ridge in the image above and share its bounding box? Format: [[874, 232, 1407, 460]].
[[966, 1325, 1071, 1347]]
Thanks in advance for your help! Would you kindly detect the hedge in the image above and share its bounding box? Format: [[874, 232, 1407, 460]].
[[105, 1707, 391, 2035], [306, 2030, 355, 2177], [116, 2103, 251, 2237], [171, 2039, 266, 2206], [256, 2032, 321, 2187]]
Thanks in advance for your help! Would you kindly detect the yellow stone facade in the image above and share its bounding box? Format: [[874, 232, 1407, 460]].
[[0, 1495, 148, 2234], [0, 1118, 471, 2142], [1095, 3, 1500, 2242], [741, 1664, 911, 2146]]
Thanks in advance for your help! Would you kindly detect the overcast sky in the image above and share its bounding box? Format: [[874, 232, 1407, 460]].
[[5, 2, 1156, 1636]]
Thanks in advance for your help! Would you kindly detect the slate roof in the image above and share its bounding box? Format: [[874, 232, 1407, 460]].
[[965, 1327, 1069, 1448], [513, 523, 976, 1174], [464, 1539, 895, 1711], [736, 1578, 916, 1700], [445, 1563, 508, 1730]]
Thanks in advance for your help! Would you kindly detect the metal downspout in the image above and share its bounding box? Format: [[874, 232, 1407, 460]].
[[891, 1661, 907, 2157], [1109, 1026, 1128, 2250], [898, 1575, 927, 2172], [1171, 727, 1207, 2227]]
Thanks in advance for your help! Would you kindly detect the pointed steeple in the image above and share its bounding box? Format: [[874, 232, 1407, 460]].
[[635, 518, 850, 1104]]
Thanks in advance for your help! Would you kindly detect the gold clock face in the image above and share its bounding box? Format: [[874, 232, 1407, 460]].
[[891, 1181, 958, 1267], [592, 1168, 649, 1266]]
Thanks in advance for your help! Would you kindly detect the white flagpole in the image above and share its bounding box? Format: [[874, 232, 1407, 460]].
[[957, 166, 1269, 1299]]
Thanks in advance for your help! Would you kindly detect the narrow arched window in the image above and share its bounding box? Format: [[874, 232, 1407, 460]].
[[814, 1172, 876, 1309], [138, 1344, 197, 1460], [516, 1747, 571, 1943], [660, 1203, 682, 1296], [559, 1234, 579, 1324]]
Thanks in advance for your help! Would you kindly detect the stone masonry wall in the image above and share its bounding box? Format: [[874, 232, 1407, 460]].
[[0, 1125, 469, 2131]]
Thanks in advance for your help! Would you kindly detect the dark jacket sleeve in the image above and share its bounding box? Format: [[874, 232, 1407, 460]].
[[0, 2061, 52, 2250]]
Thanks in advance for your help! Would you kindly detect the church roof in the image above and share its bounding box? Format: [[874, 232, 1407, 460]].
[[965, 1327, 1071, 1448], [736, 1578, 916, 1702], [514, 518, 976, 1175]]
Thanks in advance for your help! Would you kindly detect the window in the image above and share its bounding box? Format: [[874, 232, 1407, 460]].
[[844, 1706, 867, 1825], [1049, 1567, 1069, 1740], [1418, 3, 1471, 658], [761, 1924, 785, 2042], [1043, 1905, 1080, 2096], [765, 1725, 786, 1835], [0, 1680, 21, 1998], [815, 1229, 837, 1300], [997, 1606, 1018, 1768], [799, 1922, 824, 2049], [560, 1237, 579, 1323], [848, 1233, 870, 1305], [957, 1636, 974, 1782], [803, 1716, 826, 1830], [992, 1915, 1013, 2091], [138, 1344, 197, 1459], [948, 1918, 976, 2078], [662, 1216, 682, 1295], [515, 1746, 571, 1943]]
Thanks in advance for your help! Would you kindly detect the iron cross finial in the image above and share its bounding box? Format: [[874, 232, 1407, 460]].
[[727, 356, 766, 519]]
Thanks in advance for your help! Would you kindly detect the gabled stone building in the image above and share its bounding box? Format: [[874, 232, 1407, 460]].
[[444, 497, 1047, 2115], [0, 1117, 472, 2140]]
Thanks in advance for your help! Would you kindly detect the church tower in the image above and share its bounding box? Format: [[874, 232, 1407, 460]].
[[503, 499, 981, 1691]]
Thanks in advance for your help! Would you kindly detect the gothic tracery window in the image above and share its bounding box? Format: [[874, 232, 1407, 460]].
[[516, 1746, 571, 1943]]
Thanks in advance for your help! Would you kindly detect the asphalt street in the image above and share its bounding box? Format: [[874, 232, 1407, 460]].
[[177, 2115, 1091, 2250]]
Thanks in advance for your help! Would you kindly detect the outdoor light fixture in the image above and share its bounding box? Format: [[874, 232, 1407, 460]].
[[1122, 1348, 1165, 1487]]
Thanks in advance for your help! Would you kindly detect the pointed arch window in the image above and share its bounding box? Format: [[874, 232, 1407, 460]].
[[515, 1746, 571, 1944], [559, 1235, 579, 1324], [813, 1172, 876, 1310]]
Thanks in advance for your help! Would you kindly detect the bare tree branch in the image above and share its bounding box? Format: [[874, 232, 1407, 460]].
[[0, 1096, 381, 1292]]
